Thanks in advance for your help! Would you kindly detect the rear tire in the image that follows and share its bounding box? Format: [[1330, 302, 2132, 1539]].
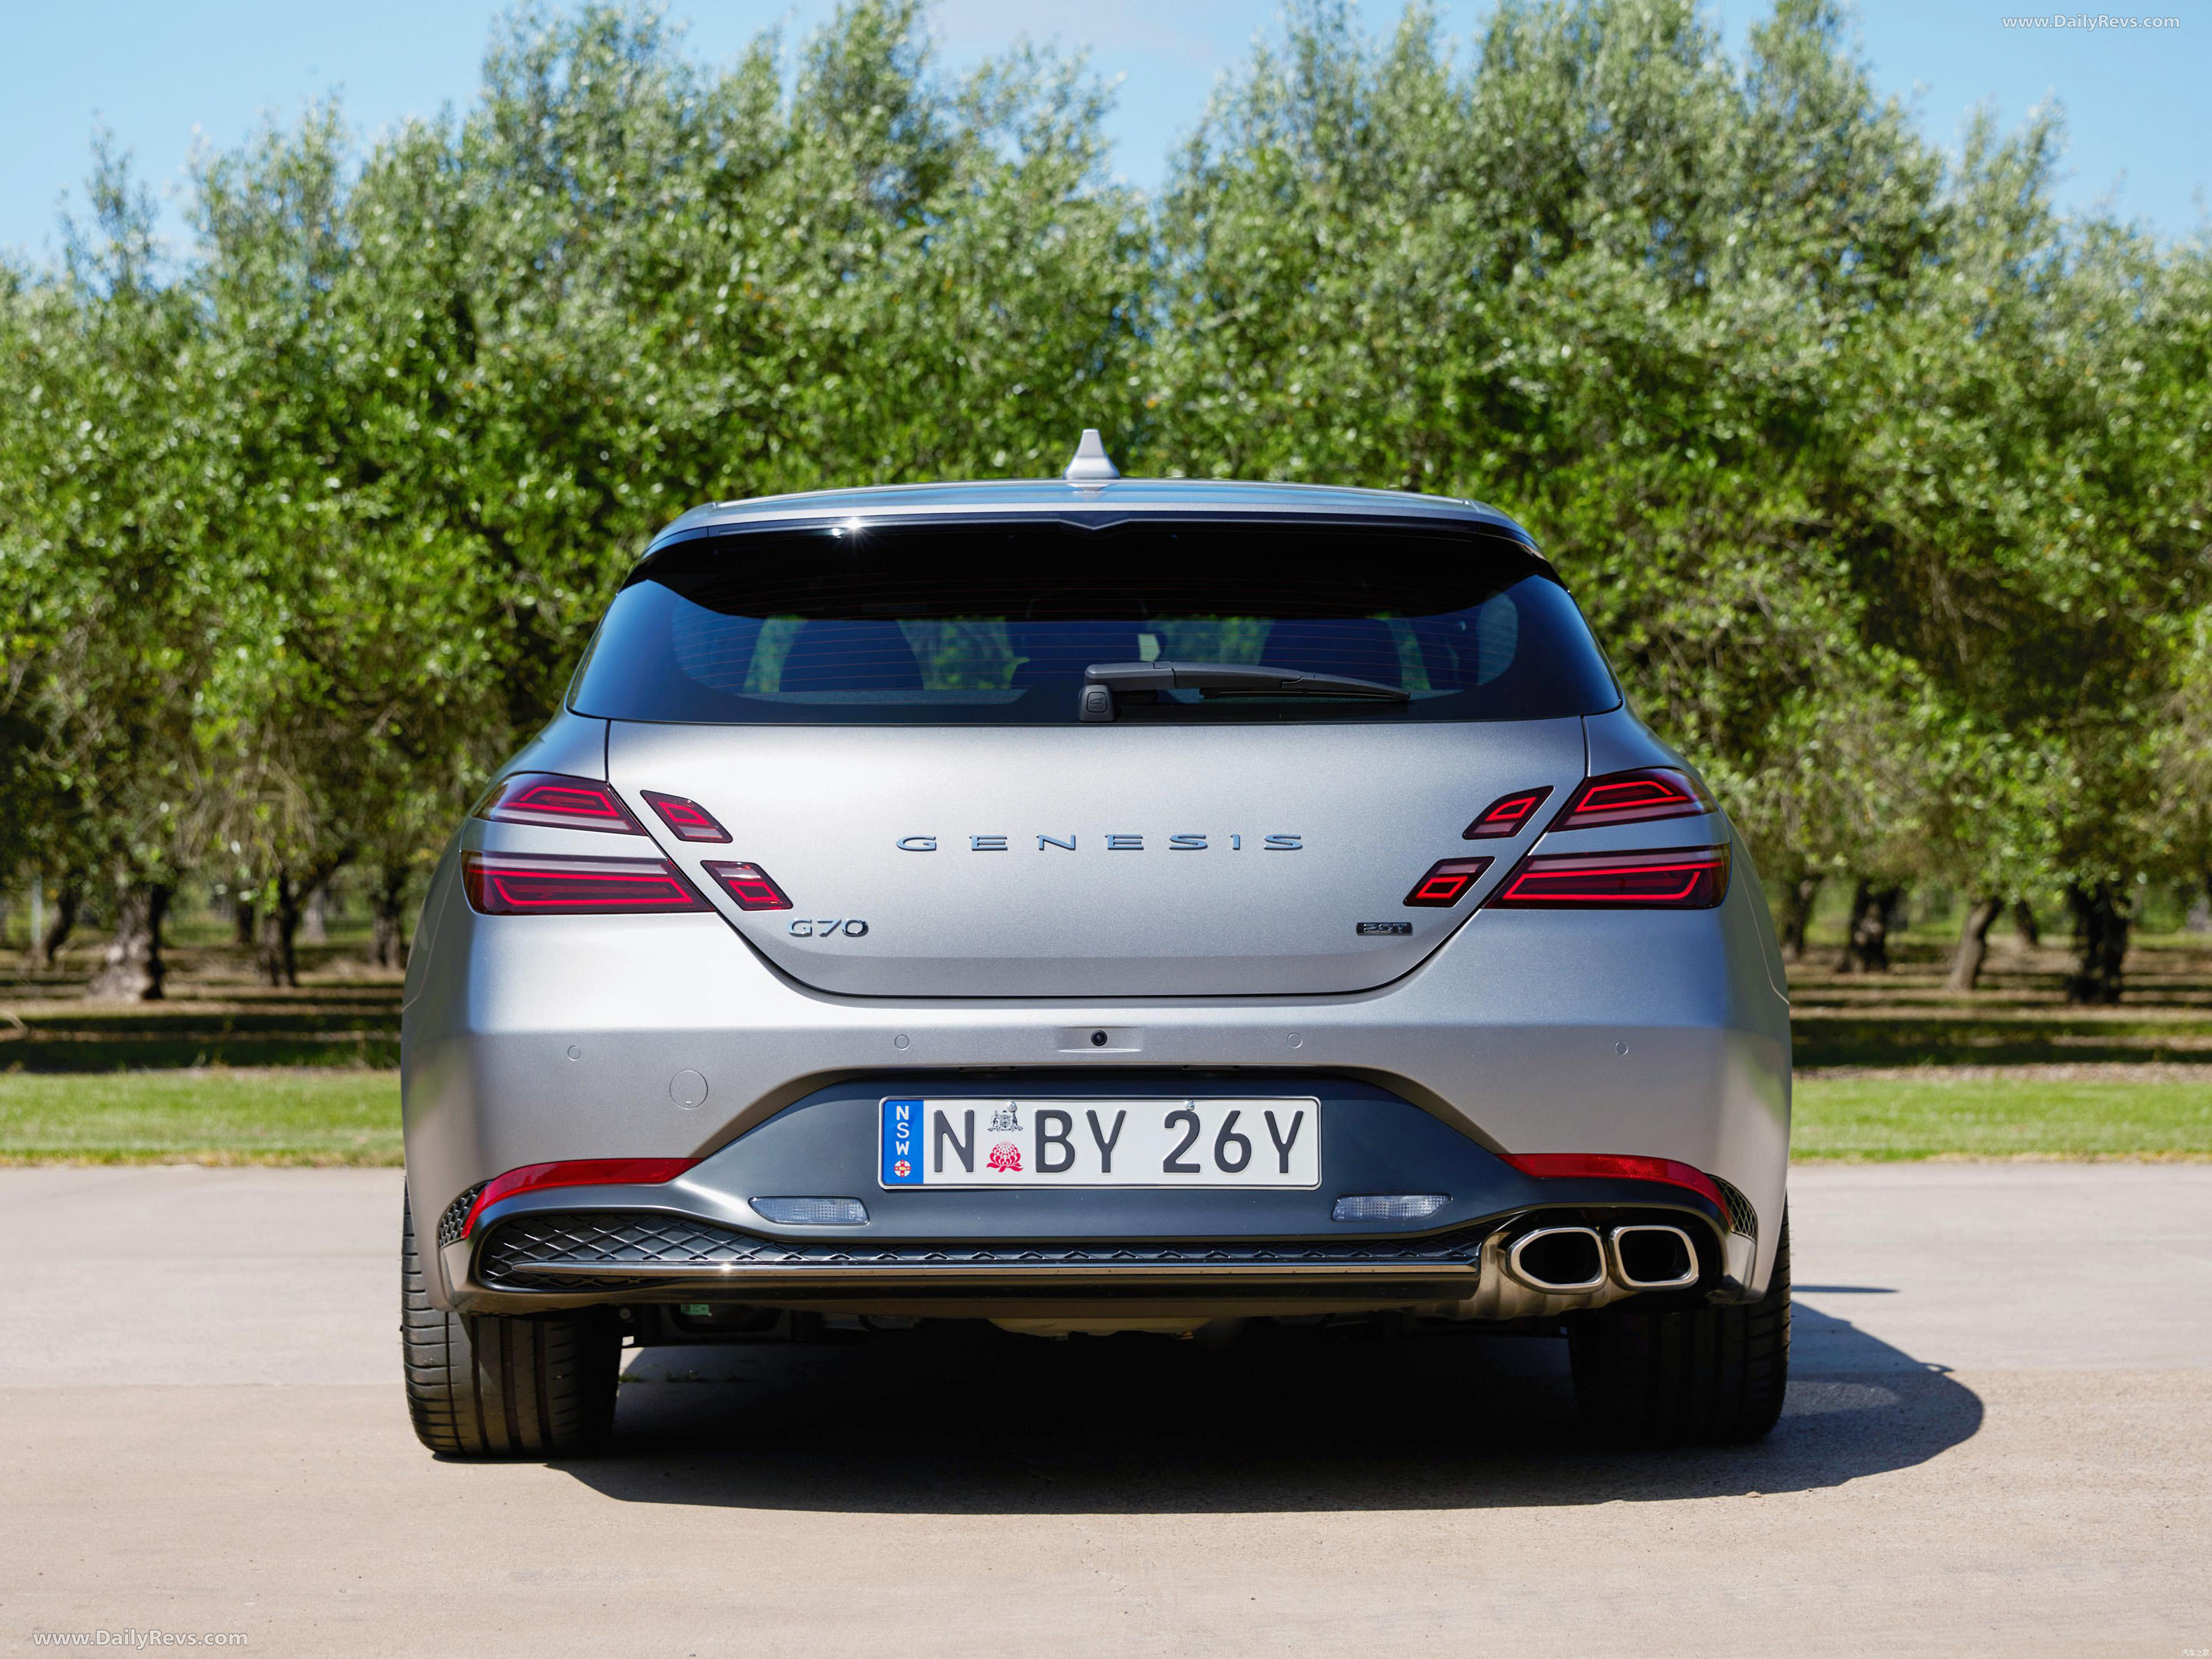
[[1568, 1214, 1790, 1444], [400, 1196, 621, 1458]]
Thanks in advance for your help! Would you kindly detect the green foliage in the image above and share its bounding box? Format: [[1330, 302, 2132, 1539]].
[[0, 0, 2207, 993], [0, 143, 220, 898]]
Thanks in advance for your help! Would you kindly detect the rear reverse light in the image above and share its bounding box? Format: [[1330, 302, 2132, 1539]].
[[1555, 767, 1713, 830], [1463, 786, 1553, 839], [1486, 846, 1729, 909], [702, 860, 793, 911], [1499, 1152, 1724, 1212], [642, 790, 731, 843], [472, 772, 645, 834], [461, 1157, 697, 1238], [1402, 856, 1493, 907], [462, 852, 709, 914]]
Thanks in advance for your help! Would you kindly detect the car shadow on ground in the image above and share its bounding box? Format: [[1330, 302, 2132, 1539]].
[[558, 1298, 1981, 1513]]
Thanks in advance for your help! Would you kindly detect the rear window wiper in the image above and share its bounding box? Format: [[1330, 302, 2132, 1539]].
[[1080, 660, 1409, 721]]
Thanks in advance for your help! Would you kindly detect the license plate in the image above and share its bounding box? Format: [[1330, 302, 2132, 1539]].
[[879, 1098, 1320, 1189]]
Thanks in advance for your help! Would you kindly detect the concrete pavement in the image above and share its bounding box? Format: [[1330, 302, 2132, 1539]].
[[3, 1164, 2208, 1656]]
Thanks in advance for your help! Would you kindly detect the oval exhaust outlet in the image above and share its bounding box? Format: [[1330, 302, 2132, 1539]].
[[1608, 1224, 1700, 1290], [1505, 1225, 1608, 1293]]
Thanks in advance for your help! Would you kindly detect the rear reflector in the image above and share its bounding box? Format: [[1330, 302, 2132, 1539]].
[[1554, 767, 1713, 830], [1331, 1194, 1449, 1222], [462, 852, 709, 915], [1402, 856, 1494, 908], [1499, 1152, 1724, 1211], [462, 1157, 697, 1238], [751, 1196, 869, 1226], [472, 772, 644, 834], [1462, 785, 1554, 839], [1486, 845, 1729, 909], [642, 790, 731, 843], [702, 860, 794, 911]]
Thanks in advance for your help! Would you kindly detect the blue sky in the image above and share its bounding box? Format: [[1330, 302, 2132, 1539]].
[[2, 0, 2204, 262]]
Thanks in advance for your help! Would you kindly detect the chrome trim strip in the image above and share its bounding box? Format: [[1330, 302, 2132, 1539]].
[[485, 1257, 1482, 1283]]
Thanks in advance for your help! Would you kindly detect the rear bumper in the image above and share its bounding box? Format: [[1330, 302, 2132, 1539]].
[[430, 1078, 1756, 1319], [403, 827, 1792, 1310]]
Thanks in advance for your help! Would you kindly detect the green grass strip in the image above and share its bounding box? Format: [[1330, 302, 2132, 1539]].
[[0, 1069, 402, 1165], [1793, 1075, 2212, 1161]]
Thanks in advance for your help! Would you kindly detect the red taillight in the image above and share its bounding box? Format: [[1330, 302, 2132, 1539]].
[[1500, 1152, 1724, 1212], [642, 790, 731, 843], [1555, 767, 1713, 830], [1486, 845, 1729, 909], [1402, 856, 1493, 908], [472, 772, 644, 834], [461, 1157, 697, 1239], [462, 852, 709, 914], [1463, 785, 1554, 839], [702, 860, 793, 911]]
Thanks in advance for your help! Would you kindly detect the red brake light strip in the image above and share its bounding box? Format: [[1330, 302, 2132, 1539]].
[[461, 1157, 699, 1238], [1499, 1152, 1725, 1212], [1554, 767, 1712, 830], [1463, 785, 1554, 839], [702, 860, 794, 911], [642, 790, 732, 843], [472, 772, 644, 835], [1486, 846, 1730, 909], [462, 852, 710, 915], [1402, 856, 1493, 908]]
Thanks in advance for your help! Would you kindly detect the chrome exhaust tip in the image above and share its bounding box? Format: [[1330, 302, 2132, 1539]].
[[1504, 1225, 1608, 1294], [1608, 1223, 1701, 1290]]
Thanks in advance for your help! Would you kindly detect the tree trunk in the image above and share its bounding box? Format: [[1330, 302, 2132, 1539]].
[[300, 886, 329, 944], [2012, 897, 2041, 948], [1833, 880, 1869, 972], [2064, 882, 2129, 1005], [1777, 875, 1821, 962], [1946, 896, 2004, 992], [255, 874, 302, 988], [29, 879, 81, 972], [371, 866, 411, 969], [1835, 881, 1900, 973], [85, 882, 171, 1001], [233, 898, 256, 948]]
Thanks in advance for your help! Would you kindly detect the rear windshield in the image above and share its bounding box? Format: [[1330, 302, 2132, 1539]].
[[568, 518, 1620, 725]]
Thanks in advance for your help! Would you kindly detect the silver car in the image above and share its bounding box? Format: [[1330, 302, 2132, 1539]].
[[399, 435, 1793, 1457]]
